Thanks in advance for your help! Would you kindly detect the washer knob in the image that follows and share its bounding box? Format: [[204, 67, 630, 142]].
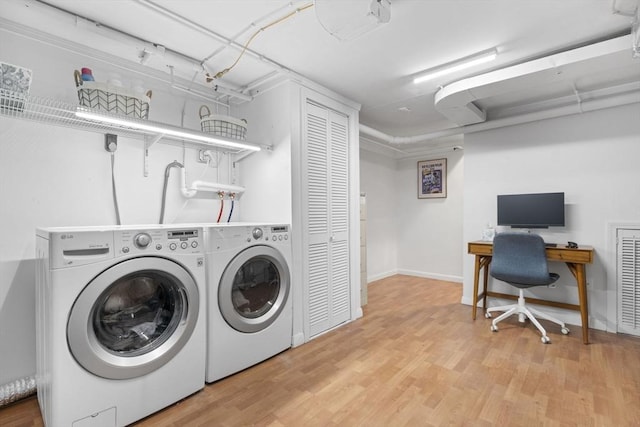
[[252, 227, 263, 240], [134, 233, 151, 248]]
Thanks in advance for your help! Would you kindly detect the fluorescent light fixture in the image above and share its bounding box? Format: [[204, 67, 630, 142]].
[[75, 108, 260, 152], [413, 48, 498, 84]]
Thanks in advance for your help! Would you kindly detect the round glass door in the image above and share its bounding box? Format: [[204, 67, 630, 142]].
[[67, 257, 199, 379], [218, 245, 290, 333]]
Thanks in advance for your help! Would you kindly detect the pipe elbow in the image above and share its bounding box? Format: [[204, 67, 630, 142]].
[[179, 168, 197, 198], [165, 160, 184, 177]]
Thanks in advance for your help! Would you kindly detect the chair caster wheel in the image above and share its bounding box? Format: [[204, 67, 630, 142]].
[[561, 327, 570, 335], [485, 312, 492, 319], [490, 324, 498, 332], [541, 336, 550, 344]]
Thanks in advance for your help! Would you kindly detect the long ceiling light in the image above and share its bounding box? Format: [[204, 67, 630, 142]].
[[75, 108, 261, 152], [413, 48, 498, 84]]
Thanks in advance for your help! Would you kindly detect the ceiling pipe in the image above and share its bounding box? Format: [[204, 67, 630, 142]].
[[360, 136, 409, 154], [1, 17, 237, 109], [359, 123, 462, 144], [201, 0, 312, 64], [359, 90, 640, 144], [135, 0, 301, 80], [33, 0, 252, 103]]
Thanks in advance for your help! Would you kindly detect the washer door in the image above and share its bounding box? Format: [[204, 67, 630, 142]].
[[67, 257, 199, 380], [218, 245, 290, 333]]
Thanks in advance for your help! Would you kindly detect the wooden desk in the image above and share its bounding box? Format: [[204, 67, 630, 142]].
[[468, 241, 594, 344]]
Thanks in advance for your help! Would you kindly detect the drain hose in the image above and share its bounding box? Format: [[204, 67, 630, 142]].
[[159, 160, 184, 224]]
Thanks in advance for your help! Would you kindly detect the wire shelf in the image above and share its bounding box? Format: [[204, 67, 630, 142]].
[[0, 90, 144, 139], [0, 91, 262, 154]]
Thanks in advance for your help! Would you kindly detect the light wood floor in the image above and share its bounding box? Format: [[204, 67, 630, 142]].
[[2, 275, 640, 426]]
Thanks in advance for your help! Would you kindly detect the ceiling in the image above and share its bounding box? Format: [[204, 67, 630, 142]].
[[2, 0, 639, 154]]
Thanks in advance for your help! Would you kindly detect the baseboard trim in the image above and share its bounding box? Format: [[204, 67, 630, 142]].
[[367, 270, 398, 283], [292, 332, 305, 348], [396, 269, 463, 283]]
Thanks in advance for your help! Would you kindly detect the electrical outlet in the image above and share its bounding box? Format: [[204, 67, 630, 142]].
[[105, 134, 118, 152], [198, 149, 214, 163]]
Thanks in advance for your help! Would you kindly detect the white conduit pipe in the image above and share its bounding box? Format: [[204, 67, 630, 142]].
[[0, 376, 36, 407], [359, 91, 640, 144], [30, 1, 252, 102], [135, 0, 296, 77], [180, 168, 245, 198]]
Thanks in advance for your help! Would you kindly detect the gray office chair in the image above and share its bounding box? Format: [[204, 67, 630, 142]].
[[486, 232, 570, 344]]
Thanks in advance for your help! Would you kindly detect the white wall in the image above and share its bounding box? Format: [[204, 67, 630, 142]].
[[395, 147, 464, 282], [236, 82, 293, 224], [359, 148, 397, 281], [0, 31, 245, 384], [462, 103, 640, 331], [359, 140, 465, 283]]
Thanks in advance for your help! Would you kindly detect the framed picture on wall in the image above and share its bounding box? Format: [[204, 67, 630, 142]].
[[417, 158, 447, 199]]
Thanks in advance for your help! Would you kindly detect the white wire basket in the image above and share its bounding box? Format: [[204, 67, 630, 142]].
[[199, 105, 247, 140], [0, 89, 28, 113], [1, 62, 32, 113], [74, 70, 151, 119]]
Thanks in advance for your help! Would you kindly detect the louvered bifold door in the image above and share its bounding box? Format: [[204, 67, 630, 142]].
[[617, 228, 640, 336], [328, 112, 350, 326], [304, 101, 350, 337], [306, 103, 330, 335]]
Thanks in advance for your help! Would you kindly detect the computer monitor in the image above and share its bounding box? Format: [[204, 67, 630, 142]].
[[497, 192, 565, 229]]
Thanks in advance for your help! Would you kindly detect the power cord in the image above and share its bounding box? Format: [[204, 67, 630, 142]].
[[207, 2, 314, 81], [110, 152, 121, 225]]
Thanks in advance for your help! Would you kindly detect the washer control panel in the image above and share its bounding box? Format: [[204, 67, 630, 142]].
[[248, 225, 290, 243], [116, 228, 203, 255]]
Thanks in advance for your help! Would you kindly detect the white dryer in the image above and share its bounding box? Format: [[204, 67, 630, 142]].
[[36, 225, 206, 427], [205, 224, 292, 383]]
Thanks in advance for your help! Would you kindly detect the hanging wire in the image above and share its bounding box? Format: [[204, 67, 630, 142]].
[[207, 2, 314, 81], [110, 152, 121, 225]]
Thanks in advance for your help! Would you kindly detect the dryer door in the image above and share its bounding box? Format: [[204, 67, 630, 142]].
[[67, 257, 199, 379], [219, 245, 290, 333]]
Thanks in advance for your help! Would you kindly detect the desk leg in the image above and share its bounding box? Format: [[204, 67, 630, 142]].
[[482, 260, 489, 315], [472, 255, 481, 320], [567, 262, 590, 344]]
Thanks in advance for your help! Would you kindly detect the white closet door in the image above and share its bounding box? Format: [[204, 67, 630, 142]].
[[618, 228, 640, 336], [328, 112, 350, 325], [305, 101, 350, 337]]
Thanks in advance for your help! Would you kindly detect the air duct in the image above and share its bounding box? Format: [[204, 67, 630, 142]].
[[435, 35, 636, 126], [359, 89, 640, 144]]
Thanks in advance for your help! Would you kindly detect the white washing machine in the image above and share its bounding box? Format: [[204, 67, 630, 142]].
[[35, 225, 206, 427], [205, 224, 292, 383]]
